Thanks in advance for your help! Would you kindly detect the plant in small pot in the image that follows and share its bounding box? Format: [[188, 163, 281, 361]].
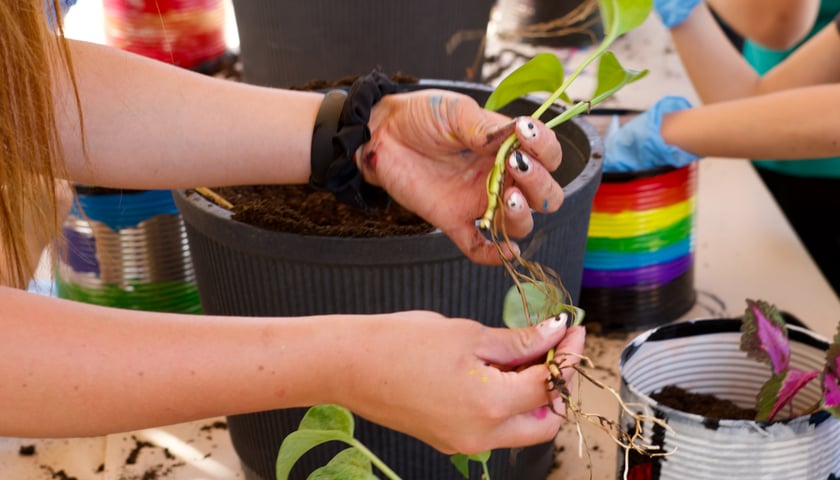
[[173, 1, 652, 478], [618, 300, 840, 480]]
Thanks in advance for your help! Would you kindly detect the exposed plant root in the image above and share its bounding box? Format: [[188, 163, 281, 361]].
[[495, 0, 602, 45], [194, 187, 233, 210], [486, 186, 671, 480]]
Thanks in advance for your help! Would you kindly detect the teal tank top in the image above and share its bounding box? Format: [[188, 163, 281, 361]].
[[742, 0, 840, 178]]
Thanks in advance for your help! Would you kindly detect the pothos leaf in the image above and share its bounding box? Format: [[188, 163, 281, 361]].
[[307, 448, 378, 480], [756, 369, 819, 421], [740, 299, 790, 375], [822, 322, 840, 417], [599, 0, 654, 41], [502, 281, 565, 328], [276, 405, 357, 480], [590, 51, 649, 103], [483, 53, 570, 112], [449, 451, 491, 479], [501, 282, 585, 329]]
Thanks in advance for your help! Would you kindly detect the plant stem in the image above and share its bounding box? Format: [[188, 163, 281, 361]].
[[349, 439, 402, 480]]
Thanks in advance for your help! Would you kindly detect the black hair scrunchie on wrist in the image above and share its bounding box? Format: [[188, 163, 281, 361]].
[[309, 70, 397, 210]]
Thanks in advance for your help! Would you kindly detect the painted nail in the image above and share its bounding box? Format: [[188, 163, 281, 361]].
[[508, 150, 531, 173], [537, 313, 569, 335], [517, 117, 538, 140], [506, 192, 525, 211]]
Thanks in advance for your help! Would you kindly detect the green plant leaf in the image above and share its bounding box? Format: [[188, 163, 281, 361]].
[[502, 282, 562, 328], [307, 448, 378, 480], [599, 0, 653, 40], [276, 405, 357, 480], [450, 451, 492, 479], [300, 404, 355, 433], [502, 282, 585, 328], [591, 51, 649, 103], [483, 53, 569, 112]]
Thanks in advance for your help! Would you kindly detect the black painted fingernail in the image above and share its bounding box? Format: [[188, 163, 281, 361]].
[[508, 150, 531, 173]]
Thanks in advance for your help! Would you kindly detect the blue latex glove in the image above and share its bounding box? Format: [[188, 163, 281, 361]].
[[603, 96, 701, 173], [655, 0, 704, 28]]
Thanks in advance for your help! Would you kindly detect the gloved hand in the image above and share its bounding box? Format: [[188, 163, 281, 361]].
[[603, 96, 701, 173], [655, 0, 704, 28]]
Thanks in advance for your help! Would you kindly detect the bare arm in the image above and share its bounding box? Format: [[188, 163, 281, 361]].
[[707, 0, 820, 50], [661, 84, 840, 160], [55, 40, 323, 190], [0, 285, 582, 453], [670, 4, 840, 102]]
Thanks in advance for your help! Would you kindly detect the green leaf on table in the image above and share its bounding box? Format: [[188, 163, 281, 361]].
[[483, 53, 570, 112]]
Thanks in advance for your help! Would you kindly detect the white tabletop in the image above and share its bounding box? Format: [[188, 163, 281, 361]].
[[6, 7, 839, 480]]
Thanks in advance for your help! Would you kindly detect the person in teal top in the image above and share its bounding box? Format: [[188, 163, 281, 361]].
[[605, 0, 840, 298], [740, 0, 840, 179]]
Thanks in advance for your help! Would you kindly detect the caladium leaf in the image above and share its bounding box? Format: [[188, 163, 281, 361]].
[[756, 368, 819, 421], [740, 299, 790, 375], [822, 323, 840, 417], [483, 53, 570, 112]]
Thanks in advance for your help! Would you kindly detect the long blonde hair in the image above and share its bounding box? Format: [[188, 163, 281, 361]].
[[0, 1, 81, 288]]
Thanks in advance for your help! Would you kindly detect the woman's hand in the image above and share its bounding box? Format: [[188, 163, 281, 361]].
[[331, 312, 586, 454], [360, 89, 565, 265]]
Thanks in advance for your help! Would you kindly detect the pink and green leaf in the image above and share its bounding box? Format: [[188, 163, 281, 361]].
[[756, 369, 819, 421], [822, 323, 840, 417], [740, 299, 790, 375]]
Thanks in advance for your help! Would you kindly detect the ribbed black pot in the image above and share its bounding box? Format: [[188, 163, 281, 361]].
[[230, 0, 494, 88], [173, 80, 604, 480]]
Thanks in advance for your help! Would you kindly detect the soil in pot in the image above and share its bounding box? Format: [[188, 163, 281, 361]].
[[212, 185, 433, 237], [651, 384, 757, 420]]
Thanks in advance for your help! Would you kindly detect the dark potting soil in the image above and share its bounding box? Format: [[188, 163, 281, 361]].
[[211, 185, 435, 237], [651, 384, 757, 420]]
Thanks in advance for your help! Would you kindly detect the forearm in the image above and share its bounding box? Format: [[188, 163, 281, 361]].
[[0, 286, 346, 437], [662, 84, 840, 160], [707, 0, 819, 50], [56, 40, 323, 190], [670, 4, 762, 102]]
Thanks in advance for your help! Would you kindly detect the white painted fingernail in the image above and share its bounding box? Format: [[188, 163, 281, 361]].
[[508, 150, 531, 173], [506, 192, 525, 211], [517, 117, 538, 140], [537, 313, 570, 335]]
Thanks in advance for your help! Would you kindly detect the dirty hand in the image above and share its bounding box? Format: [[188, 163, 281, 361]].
[[334, 312, 586, 454], [655, 0, 704, 28], [361, 89, 565, 265], [604, 96, 700, 172]]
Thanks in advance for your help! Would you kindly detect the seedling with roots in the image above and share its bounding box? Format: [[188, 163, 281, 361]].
[[274, 1, 664, 478]]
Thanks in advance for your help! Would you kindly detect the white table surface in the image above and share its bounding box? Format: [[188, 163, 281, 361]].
[[7, 7, 839, 480]]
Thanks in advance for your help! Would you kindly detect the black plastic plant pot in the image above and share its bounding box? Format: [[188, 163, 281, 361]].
[[577, 163, 698, 333], [230, 0, 494, 88], [172, 80, 604, 480]]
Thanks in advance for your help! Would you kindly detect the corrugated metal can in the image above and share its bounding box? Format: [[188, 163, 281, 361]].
[[56, 187, 202, 313]]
